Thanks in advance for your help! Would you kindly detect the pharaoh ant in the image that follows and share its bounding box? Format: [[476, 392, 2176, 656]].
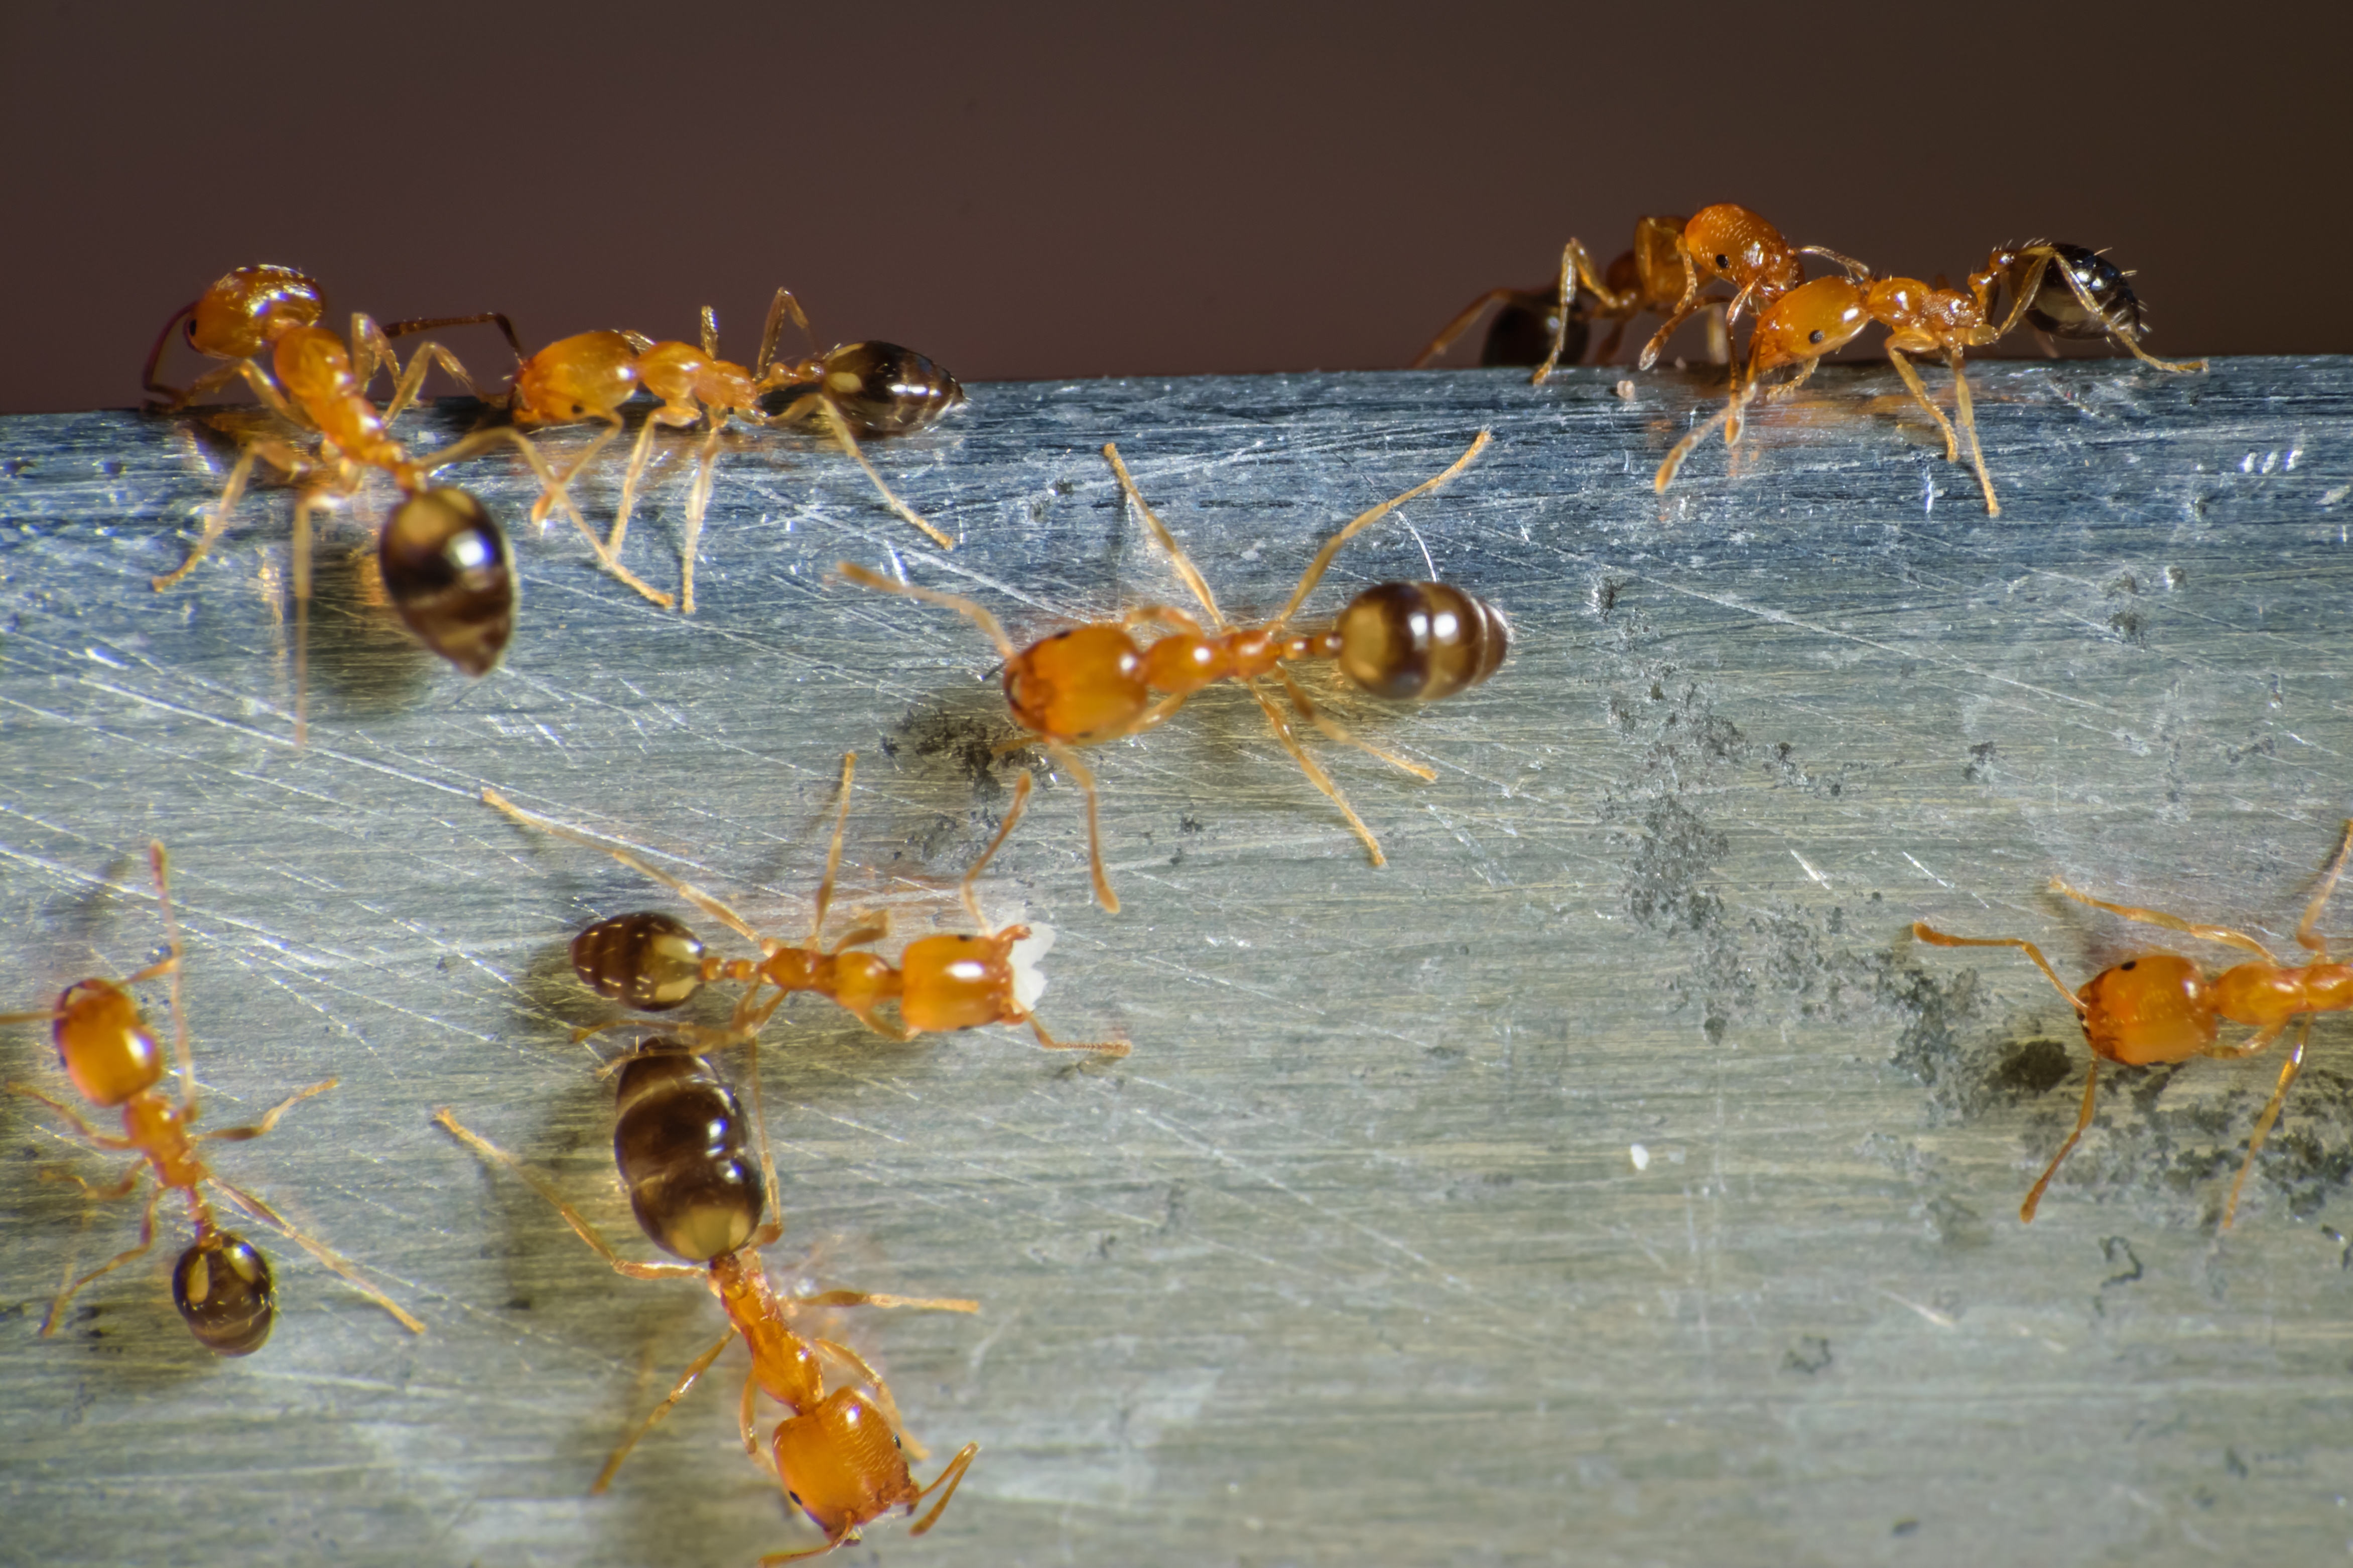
[[2, 842, 423, 1353], [146, 274, 662, 739], [1913, 820, 2353, 1227], [434, 1032, 978, 1561], [421, 288, 962, 614], [840, 432, 1505, 912], [481, 751, 1124, 1056], [1654, 261, 2009, 512]]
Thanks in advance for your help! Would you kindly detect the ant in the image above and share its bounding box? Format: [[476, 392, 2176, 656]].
[[146, 279, 654, 740], [840, 432, 1505, 912], [1653, 261, 2009, 512], [434, 1032, 978, 1561], [1983, 241, 2204, 373], [1, 842, 423, 1353], [454, 289, 961, 614], [1913, 820, 2353, 1227], [482, 751, 1124, 1056]]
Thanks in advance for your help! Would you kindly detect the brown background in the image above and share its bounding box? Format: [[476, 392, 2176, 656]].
[[1, 0, 2346, 416]]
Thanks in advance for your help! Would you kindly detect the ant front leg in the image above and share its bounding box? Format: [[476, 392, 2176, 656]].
[[198, 1077, 337, 1143], [5, 1082, 139, 1151], [151, 437, 310, 591], [1412, 287, 1532, 369], [2047, 878, 2280, 963], [2021, 1055, 2101, 1223]]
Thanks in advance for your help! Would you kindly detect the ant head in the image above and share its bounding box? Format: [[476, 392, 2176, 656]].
[[51, 978, 164, 1107], [2078, 953, 2214, 1066], [1003, 624, 1149, 739], [897, 933, 1021, 1033], [188, 264, 324, 359], [772, 1388, 918, 1545], [173, 1230, 276, 1356], [1748, 276, 1870, 374], [1685, 205, 1799, 294]]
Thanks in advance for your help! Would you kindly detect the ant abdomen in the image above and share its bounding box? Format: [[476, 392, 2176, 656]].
[[799, 342, 966, 436], [1335, 582, 1511, 700], [2024, 242, 2145, 340], [172, 1231, 276, 1356], [612, 1047, 766, 1262], [571, 912, 708, 1012], [379, 489, 514, 677]]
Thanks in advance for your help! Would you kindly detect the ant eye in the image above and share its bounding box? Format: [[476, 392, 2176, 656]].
[[1715, 254, 1731, 269], [2120, 959, 2137, 971], [1808, 330, 1824, 345], [788, 1491, 803, 1506]]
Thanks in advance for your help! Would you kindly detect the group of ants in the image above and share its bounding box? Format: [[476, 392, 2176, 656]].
[[6, 203, 2341, 1561]]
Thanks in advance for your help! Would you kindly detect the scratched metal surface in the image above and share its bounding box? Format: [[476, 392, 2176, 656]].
[[1, 359, 2350, 1568]]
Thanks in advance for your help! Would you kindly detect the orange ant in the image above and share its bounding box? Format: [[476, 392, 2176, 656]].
[[1414, 214, 1707, 380], [1913, 820, 2353, 1227], [2, 842, 423, 1353], [1654, 261, 2009, 512], [469, 289, 960, 614], [481, 751, 1124, 1056], [146, 275, 655, 739], [840, 432, 1504, 912], [434, 1032, 978, 1561]]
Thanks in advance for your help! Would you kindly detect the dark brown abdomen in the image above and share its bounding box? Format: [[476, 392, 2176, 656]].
[[612, 1047, 766, 1262], [1335, 582, 1510, 700]]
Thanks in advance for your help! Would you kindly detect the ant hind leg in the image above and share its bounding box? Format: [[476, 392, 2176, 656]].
[[211, 1176, 425, 1333], [590, 1325, 740, 1493], [1241, 678, 1386, 869], [42, 1180, 166, 1335]]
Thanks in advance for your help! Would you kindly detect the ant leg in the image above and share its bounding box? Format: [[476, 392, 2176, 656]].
[[153, 445, 266, 590], [1270, 431, 1492, 629], [1412, 288, 1528, 369], [2030, 245, 2206, 373], [589, 1325, 740, 1494], [1532, 240, 1630, 385], [431, 1108, 703, 1285], [959, 770, 1033, 929], [378, 311, 524, 361], [42, 1179, 166, 1335], [377, 340, 489, 422], [1593, 317, 1630, 366], [607, 412, 668, 561], [1018, 1009, 1130, 1057], [157, 359, 255, 412], [1654, 389, 1743, 495], [290, 490, 328, 747], [134, 840, 200, 1111], [423, 426, 676, 610], [799, 397, 955, 550], [211, 1177, 425, 1334], [1944, 351, 1999, 517], [7, 1082, 140, 1150], [480, 788, 769, 948], [1703, 303, 1729, 366], [1043, 741, 1119, 914], [1636, 249, 1705, 373], [1101, 445, 1229, 628], [834, 562, 1020, 664], [2294, 819, 2353, 956], [907, 1443, 981, 1538], [2047, 878, 2280, 964], [1883, 347, 1960, 462], [198, 1077, 337, 1142], [2222, 1018, 2307, 1228], [1273, 667, 1436, 782], [1910, 922, 2086, 1014], [754, 286, 819, 379], [2021, 1056, 2102, 1223], [809, 752, 859, 949], [758, 1533, 853, 1565], [678, 421, 729, 615], [1241, 677, 1385, 868]]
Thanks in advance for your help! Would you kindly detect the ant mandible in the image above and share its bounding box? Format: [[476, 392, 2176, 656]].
[[1913, 820, 2353, 1227], [1983, 241, 2205, 373], [480, 288, 960, 614], [1654, 261, 2009, 512], [840, 432, 1504, 912], [2, 842, 423, 1353], [434, 1033, 978, 1561], [482, 752, 1125, 1056]]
